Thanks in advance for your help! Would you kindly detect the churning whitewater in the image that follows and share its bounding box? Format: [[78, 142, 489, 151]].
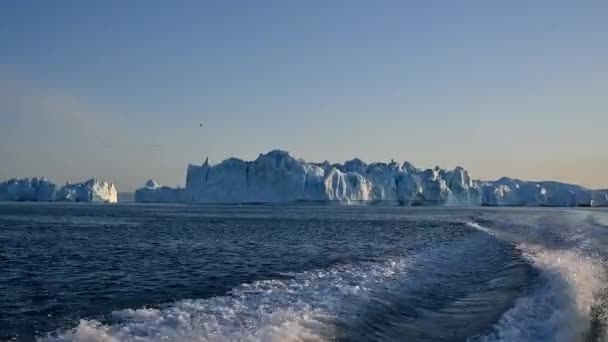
[[1, 204, 607, 342]]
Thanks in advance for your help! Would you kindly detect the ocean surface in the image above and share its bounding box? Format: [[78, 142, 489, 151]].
[[1, 203, 608, 341]]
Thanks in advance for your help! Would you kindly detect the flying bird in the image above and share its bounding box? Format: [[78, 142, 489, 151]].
[[199, 123, 203, 128]]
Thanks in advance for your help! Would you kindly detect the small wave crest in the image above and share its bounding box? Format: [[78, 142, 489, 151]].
[[465, 222, 497, 236]]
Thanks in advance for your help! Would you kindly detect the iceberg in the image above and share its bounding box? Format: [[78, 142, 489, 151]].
[[56, 179, 118, 203], [0, 177, 57, 202], [180, 150, 489, 205], [135, 180, 184, 203], [480, 178, 601, 207], [0, 178, 118, 203], [134, 149, 607, 207]]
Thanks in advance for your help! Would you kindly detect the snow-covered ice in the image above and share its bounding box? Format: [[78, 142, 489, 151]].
[[0, 178, 117, 203], [135, 149, 608, 206], [57, 179, 118, 203]]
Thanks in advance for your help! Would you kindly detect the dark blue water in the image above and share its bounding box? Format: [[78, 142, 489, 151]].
[[1, 203, 607, 341]]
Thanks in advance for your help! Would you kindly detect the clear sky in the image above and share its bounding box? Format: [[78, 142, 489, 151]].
[[1, 1, 606, 191]]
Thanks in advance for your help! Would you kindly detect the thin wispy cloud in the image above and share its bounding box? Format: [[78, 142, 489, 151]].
[[0, 70, 157, 150], [0, 70, 188, 190], [0, 70, 104, 131]]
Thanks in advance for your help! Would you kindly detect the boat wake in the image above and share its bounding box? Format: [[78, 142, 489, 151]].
[[40, 258, 411, 341], [39, 216, 608, 342], [467, 221, 608, 342]]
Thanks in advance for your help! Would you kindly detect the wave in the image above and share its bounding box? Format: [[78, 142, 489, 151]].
[[338, 222, 531, 341], [586, 210, 608, 230], [40, 221, 529, 342], [40, 219, 606, 342], [38, 258, 411, 342], [465, 222, 496, 236], [467, 222, 608, 342]]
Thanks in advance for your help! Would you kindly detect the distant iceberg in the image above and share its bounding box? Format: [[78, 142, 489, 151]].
[[0, 177, 57, 202], [0, 178, 118, 203], [135, 179, 184, 203], [135, 150, 608, 207]]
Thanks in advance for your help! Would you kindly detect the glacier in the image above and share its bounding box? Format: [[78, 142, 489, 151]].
[[135, 149, 608, 206], [0, 178, 118, 203]]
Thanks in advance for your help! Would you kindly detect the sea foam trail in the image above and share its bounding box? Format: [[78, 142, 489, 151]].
[[466, 222, 608, 342], [39, 258, 410, 342]]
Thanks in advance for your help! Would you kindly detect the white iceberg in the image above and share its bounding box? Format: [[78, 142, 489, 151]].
[[0, 177, 57, 202], [0, 178, 118, 203], [56, 179, 118, 203], [134, 149, 607, 207], [180, 151, 484, 204]]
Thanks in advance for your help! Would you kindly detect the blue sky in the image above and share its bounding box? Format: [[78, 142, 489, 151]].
[[1, 1, 606, 191]]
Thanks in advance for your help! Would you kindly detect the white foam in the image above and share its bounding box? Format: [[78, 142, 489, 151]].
[[468, 222, 608, 342], [41, 219, 608, 341], [40, 258, 410, 342], [589, 210, 608, 228], [465, 222, 497, 236]]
